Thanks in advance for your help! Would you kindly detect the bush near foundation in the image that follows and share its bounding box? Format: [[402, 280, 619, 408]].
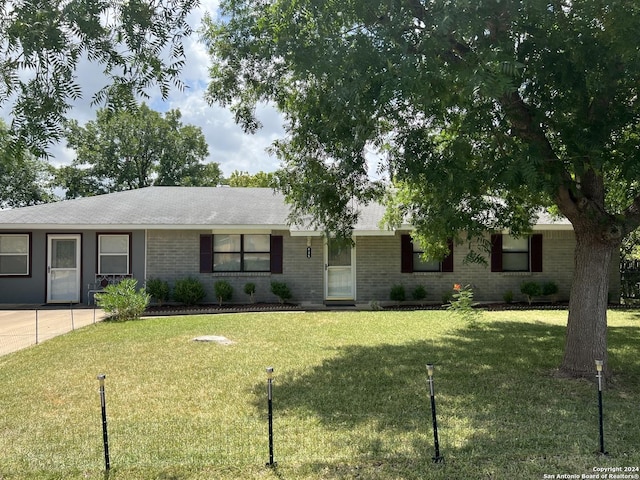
[[173, 277, 206, 306], [96, 279, 150, 321], [214, 280, 234, 306]]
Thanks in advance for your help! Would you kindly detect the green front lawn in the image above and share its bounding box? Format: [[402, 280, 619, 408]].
[[1, 310, 639, 479]]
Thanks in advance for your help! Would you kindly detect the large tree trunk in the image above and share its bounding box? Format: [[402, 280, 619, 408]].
[[560, 227, 618, 378]]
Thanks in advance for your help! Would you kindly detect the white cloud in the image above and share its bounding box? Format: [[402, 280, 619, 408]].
[[158, 74, 285, 176], [149, 0, 286, 177]]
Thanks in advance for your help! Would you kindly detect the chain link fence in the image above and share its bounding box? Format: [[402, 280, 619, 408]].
[[0, 306, 105, 355]]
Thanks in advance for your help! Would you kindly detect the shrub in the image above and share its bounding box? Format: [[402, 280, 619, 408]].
[[146, 278, 170, 306], [96, 278, 150, 321], [214, 280, 234, 306], [542, 281, 559, 297], [441, 290, 452, 305], [520, 281, 541, 305], [244, 282, 256, 303], [270, 281, 292, 304], [503, 290, 514, 304], [411, 285, 427, 301], [173, 277, 206, 306], [390, 284, 406, 302]]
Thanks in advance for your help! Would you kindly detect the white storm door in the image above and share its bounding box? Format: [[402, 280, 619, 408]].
[[47, 234, 81, 303], [325, 238, 355, 300]]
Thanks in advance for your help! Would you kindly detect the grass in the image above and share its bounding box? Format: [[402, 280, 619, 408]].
[[0, 309, 639, 479]]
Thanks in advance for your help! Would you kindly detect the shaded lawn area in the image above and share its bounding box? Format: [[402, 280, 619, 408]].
[[0, 310, 639, 479]]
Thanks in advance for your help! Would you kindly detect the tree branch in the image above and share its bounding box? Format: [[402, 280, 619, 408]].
[[497, 90, 586, 221], [405, 0, 471, 60], [579, 167, 605, 206]]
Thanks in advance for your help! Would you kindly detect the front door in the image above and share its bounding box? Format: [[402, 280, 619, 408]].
[[325, 238, 355, 301], [47, 234, 81, 303]]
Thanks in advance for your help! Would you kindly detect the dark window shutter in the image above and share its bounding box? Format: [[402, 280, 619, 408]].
[[200, 234, 213, 273], [401, 234, 413, 273], [270, 235, 283, 274], [442, 238, 454, 272], [531, 234, 543, 272], [491, 234, 503, 272]]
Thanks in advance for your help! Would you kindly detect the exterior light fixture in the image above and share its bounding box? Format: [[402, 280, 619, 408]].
[[265, 367, 276, 467], [595, 360, 603, 373], [595, 360, 607, 455], [97, 374, 110, 472], [426, 364, 444, 463]]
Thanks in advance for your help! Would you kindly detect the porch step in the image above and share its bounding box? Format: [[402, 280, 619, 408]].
[[324, 300, 356, 307]]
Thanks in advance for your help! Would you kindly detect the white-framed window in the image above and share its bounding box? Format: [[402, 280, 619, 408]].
[[0, 234, 30, 275], [502, 235, 530, 272], [213, 234, 271, 272], [98, 234, 130, 275]]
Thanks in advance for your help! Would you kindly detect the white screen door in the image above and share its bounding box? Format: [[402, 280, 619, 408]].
[[325, 238, 355, 300], [47, 234, 81, 303]]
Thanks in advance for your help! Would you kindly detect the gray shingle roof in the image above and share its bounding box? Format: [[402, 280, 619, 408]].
[[0, 186, 571, 232], [0, 187, 290, 228]]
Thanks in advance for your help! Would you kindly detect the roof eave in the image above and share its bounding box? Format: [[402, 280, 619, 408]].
[[1, 223, 291, 231]]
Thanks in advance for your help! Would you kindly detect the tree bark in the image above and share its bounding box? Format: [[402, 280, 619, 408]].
[[560, 226, 617, 378]]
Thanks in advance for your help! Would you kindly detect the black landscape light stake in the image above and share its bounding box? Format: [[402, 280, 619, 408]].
[[97, 374, 111, 472], [266, 367, 277, 468], [595, 360, 607, 455], [426, 364, 444, 463]]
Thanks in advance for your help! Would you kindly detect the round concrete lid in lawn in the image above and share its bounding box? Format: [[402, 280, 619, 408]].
[[192, 335, 234, 345]]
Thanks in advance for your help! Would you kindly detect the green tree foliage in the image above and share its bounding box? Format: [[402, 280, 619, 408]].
[[226, 170, 275, 187], [58, 104, 220, 197], [203, 0, 640, 378], [0, 0, 198, 154], [621, 230, 640, 262], [0, 122, 56, 208]]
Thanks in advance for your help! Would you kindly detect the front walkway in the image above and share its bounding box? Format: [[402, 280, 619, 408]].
[[0, 306, 106, 356]]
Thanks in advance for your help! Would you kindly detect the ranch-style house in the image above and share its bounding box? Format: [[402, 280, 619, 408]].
[[0, 187, 620, 306]]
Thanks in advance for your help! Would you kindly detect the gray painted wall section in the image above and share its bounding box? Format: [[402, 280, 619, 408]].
[[0, 230, 146, 304]]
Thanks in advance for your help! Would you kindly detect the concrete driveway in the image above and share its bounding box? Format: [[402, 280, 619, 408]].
[[0, 306, 106, 356]]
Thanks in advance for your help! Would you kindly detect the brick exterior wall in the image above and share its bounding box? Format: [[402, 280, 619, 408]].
[[146, 230, 325, 304], [146, 229, 621, 305], [357, 231, 620, 304], [357, 231, 577, 303]]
